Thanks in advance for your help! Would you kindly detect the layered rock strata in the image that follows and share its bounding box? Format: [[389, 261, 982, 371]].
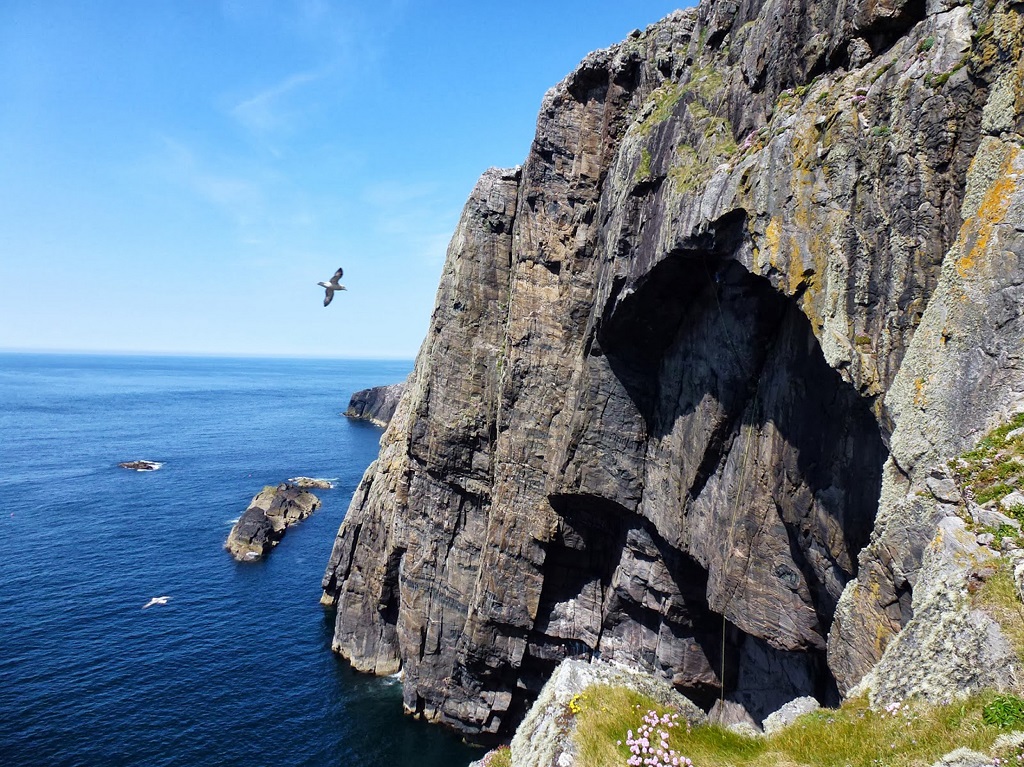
[[344, 381, 407, 428], [226, 483, 321, 561], [323, 0, 1024, 740]]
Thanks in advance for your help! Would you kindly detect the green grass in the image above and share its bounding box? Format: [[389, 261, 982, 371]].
[[636, 83, 684, 136], [572, 686, 1015, 767], [974, 560, 1024, 661], [929, 53, 970, 89], [635, 148, 653, 183], [870, 60, 896, 84], [479, 745, 511, 767], [951, 412, 1024, 509], [668, 144, 703, 193]]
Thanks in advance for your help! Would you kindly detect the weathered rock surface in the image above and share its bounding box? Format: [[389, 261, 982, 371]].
[[853, 515, 1019, 706], [226, 483, 321, 561], [760, 695, 820, 736], [507, 659, 705, 767], [344, 382, 407, 427], [322, 0, 1024, 741], [929, 747, 992, 767]]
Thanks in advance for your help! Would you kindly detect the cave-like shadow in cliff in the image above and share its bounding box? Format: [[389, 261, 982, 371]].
[[527, 492, 841, 720], [594, 224, 888, 701], [599, 243, 887, 559], [529, 493, 728, 710]]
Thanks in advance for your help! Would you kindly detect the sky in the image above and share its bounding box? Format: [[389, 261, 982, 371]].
[[0, 1, 692, 359]]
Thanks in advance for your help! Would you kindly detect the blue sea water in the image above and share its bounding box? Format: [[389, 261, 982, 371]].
[[0, 353, 478, 767]]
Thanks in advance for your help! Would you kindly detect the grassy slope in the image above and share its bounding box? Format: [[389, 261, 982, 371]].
[[572, 685, 1024, 767]]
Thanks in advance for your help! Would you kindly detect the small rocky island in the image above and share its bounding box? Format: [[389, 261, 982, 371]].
[[343, 381, 406, 427], [287, 476, 334, 489], [225, 483, 321, 562], [118, 460, 162, 471]]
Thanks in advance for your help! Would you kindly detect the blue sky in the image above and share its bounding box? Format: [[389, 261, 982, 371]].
[[1, 1, 691, 359]]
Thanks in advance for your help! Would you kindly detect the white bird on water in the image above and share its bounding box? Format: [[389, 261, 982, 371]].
[[142, 596, 171, 609], [318, 268, 347, 307]]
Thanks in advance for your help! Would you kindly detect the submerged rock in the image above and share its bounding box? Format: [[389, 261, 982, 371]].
[[287, 476, 334, 489], [225, 483, 321, 562], [118, 460, 162, 471]]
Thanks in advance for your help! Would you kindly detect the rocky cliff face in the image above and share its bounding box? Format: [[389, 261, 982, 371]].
[[322, 0, 1024, 740]]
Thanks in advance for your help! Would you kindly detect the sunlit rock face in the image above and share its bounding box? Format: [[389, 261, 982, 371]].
[[322, 0, 1024, 740]]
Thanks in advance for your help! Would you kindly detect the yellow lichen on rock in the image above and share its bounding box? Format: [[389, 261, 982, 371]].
[[957, 145, 1021, 278], [913, 376, 929, 408]]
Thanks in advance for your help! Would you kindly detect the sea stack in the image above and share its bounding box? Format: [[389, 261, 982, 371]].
[[344, 381, 407, 428], [226, 483, 321, 561]]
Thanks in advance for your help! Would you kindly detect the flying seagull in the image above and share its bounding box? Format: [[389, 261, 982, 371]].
[[142, 596, 171, 609], [318, 268, 347, 307]]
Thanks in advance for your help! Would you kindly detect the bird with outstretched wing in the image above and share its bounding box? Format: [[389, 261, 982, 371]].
[[318, 268, 347, 306]]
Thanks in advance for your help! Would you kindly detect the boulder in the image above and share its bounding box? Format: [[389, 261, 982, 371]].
[[929, 748, 992, 767], [761, 696, 820, 735]]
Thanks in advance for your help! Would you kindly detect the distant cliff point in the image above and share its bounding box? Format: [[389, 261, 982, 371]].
[[344, 382, 406, 428]]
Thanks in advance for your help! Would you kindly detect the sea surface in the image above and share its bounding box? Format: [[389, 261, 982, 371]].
[[0, 353, 479, 767]]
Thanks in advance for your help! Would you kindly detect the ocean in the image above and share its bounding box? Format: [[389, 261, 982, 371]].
[[0, 353, 478, 767]]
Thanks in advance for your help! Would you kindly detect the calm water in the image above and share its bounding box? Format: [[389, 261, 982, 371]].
[[0, 353, 478, 767]]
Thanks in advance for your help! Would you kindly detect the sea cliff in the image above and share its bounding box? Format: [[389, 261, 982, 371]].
[[322, 0, 1024, 741]]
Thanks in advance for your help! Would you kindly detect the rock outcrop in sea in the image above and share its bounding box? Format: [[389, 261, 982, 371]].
[[322, 0, 1024, 741], [118, 460, 162, 471], [344, 382, 406, 428], [226, 483, 321, 561], [287, 476, 334, 489]]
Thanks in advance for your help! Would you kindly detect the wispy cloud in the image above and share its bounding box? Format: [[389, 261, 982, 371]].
[[360, 180, 459, 266], [362, 180, 438, 208], [155, 137, 266, 228], [230, 69, 325, 134]]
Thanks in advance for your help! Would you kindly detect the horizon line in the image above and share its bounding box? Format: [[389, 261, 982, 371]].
[[0, 347, 417, 363]]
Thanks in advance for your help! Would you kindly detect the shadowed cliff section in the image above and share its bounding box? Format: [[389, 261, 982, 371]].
[[322, 0, 1024, 743], [597, 247, 886, 642]]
